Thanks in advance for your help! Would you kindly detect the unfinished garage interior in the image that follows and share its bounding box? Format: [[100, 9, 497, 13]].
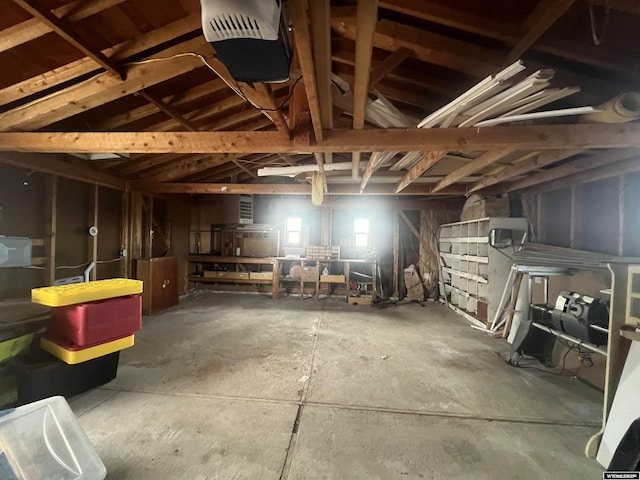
[[1, 0, 640, 478]]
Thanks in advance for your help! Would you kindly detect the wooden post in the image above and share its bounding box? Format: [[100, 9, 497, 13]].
[[130, 192, 143, 276], [88, 184, 99, 280], [570, 186, 581, 249], [321, 206, 331, 246], [44, 175, 57, 285], [392, 210, 399, 298], [120, 191, 130, 278], [143, 196, 153, 258], [618, 175, 625, 256], [536, 193, 545, 243]]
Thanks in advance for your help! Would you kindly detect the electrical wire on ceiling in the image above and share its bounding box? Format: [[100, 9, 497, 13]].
[[0, 52, 300, 122]]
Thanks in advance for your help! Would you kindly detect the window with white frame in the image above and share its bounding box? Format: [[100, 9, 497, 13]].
[[286, 217, 302, 246], [354, 218, 371, 249]]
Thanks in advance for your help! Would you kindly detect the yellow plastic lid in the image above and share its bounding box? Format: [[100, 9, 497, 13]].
[[32, 279, 143, 307], [41, 335, 134, 365]]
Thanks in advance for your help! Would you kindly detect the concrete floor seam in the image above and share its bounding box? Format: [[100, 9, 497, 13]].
[[303, 400, 602, 428], [279, 302, 326, 480], [97, 385, 301, 406]]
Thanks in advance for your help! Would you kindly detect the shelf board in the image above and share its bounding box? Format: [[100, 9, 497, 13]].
[[447, 304, 486, 328], [442, 267, 488, 284], [187, 256, 275, 264], [447, 285, 487, 302], [445, 237, 488, 243], [440, 253, 489, 263], [188, 275, 272, 284], [620, 330, 640, 342]]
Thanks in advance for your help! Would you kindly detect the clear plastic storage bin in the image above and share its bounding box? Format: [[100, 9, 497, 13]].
[[0, 396, 106, 479]]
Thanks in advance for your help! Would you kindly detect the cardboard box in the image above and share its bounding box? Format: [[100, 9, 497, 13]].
[[249, 272, 273, 280], [301, 266, 319, 282], [226, 272, 250, 280], [203, 271, 228, 278], [320, 275, 345, 283], [349, 295, 372, 305]]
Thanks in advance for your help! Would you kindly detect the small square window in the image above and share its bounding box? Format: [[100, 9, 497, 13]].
[[354, 218, 370, 249], [355, 233, 369, 247], [287, 231, 301, 245], [286, 217, 302, 246], [354, 218, 370, 234]]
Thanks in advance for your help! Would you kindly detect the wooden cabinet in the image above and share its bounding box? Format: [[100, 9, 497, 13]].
[[135, 257, 179, 314]]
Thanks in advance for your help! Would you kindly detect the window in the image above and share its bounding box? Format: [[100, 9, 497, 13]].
[[354, 218, 370, 248], [286, 217, 302, 246]]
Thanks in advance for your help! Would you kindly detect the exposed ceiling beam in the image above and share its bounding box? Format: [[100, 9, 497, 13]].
[[0, 152, 125, 190], [310, 0, 333, 132], [331, 14, 502, 77], [13, 0, 124, 79], [506, 148, 640, 191], [0, 13, 201, 109], [143, 155, 236, 183], [1, 0, 126, 53], [395, 151, 448, 193], [290, 0, 325, 142], [506, 0, 576, 64], [468, 148, 584, 192], [523, 155, 640, 194], [98, 79, 227, 131], [118, 153, 189, 177], [351, 0, 379, 179], [378, 0, 631, 76], [378, 0, 515, 41], [0, 37, 211, 131], [4, 124, 640, 154], [134, 182, 467, 196], [138, 91, 199, 131], [431, 149, 514, 193], [252, 83, 290, 135], [368, 47, 413, 88]]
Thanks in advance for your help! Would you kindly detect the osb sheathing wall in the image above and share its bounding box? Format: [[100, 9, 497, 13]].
[[0, 164, 124, 299]]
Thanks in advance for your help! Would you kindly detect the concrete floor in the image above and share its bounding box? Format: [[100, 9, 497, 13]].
[[71, 291, 605, 479]]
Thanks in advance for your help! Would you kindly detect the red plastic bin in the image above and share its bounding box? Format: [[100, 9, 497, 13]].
[[49, 294, 142, 347]]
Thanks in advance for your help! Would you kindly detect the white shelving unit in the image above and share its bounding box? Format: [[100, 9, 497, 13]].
[[438, 217, 528, 327]]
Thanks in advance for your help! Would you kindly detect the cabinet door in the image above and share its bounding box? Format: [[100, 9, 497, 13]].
[[150, 257, 178, 313]]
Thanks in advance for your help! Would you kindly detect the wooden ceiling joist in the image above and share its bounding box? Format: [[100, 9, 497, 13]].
[[505, 0, 576, 64], [4, 124, 640, 154], [138, 91, 198, 132], [378, 0, 515, 42], [331, 15, 502, 77], [351, 0, 379, 180], [506, 148, 640, 192], [0, 37, 211, 131], [0, 13, 201, 108], [1, 0, 126, 54], [289, 0, 325, 142], [13, 0, 124, 79], [117, 153, 189, 177], [523, 155, 640, 194], [143, 154, 236, 183], [252, 83, 290, 136], [368, 47, 413, 88], [98, 79, 227, 131], [430, 149, 514, 193], [134, 182, 467, 196], [395, 151, 448, 193], [468, 148, 585, 193], [0, 152, 125, 190]]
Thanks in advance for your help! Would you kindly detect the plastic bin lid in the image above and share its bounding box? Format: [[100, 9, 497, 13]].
[[0, 396, 106, 479]]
